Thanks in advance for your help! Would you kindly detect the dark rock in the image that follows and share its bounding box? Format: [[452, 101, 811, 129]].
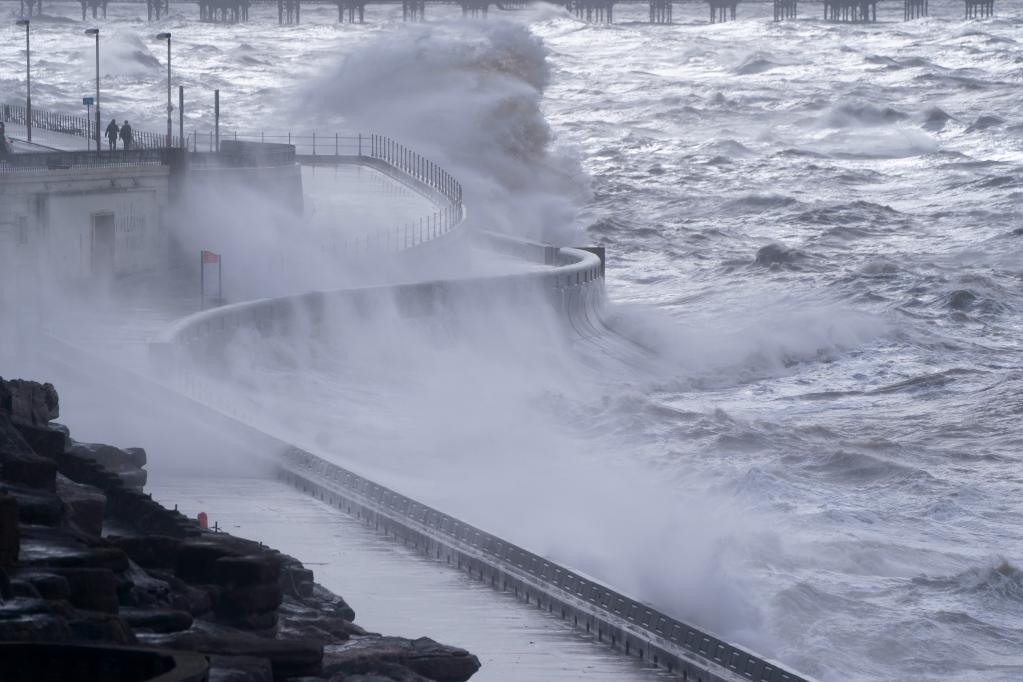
[[279, 596, 366, 644], [13, 572, 70, 601], [120, 607, 193, 633], [217, 583, 284, 618], [208, 654, 273, 682], [66, 442, 147, 490], [0, 613, 70, 641], [148, 570, 213, 616], [9, 580, 41, 599], [0, 568, 11, 600], [109, 535, 182, 570], [221, 609, 278, 632], [66, 610, 136, 644], [283, 566, 315, 598], [51, 567, 120, 613], [68, 441, 147, 470], [14, 423, 69, 459], [308, 583, 356, 623], [214, 555, 280, 587], [330, 664, 435, 682], [121, 562, 172, 608], [176, 540, 241, 584], [0, 491, 19, 565], [322, 637, 481, 682], [19, 541, 129, 573], [7, 486, 63, 527], [0, 417, 57, 491], [0, 378, 59, 426], [56, 475, 106, 537], [142, 630, 323, 678]]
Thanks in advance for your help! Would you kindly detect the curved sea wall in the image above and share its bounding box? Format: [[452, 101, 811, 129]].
[[149, 137, 812, 682]]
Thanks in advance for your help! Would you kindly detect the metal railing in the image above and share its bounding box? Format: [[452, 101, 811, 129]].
[[0, 148, 173, 173], [2, 103, 184, 150], [191, 130, 465, 257]]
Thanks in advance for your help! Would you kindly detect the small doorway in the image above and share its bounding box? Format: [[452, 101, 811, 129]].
[[90, 212, 115, 276]]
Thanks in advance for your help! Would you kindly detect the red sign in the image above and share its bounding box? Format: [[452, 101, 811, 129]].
[[201, 250, 220, 264]]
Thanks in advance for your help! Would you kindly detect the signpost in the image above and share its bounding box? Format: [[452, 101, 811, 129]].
[[82, 96, 94, 149], [200, 250, 222, 310]]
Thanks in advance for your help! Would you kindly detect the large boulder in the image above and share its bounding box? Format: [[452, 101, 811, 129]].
[[108, 535, 182, 571], [0, 491, 18, 565], [175, 540, 241, 584], [56, 475, 106, 537], [140, 629, 323, 679], [119, 607, 193, 633], [66, 441, 147, 490], [7, 485, 63, 527], [0, 378, 59, 426], [50, 567, 121, 614], [207, 654, 273, 682], [322, 637, 481, 682], [0, 417, 56, 491]]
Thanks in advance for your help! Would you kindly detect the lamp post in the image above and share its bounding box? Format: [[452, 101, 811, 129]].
[[156, 32, 171, 147], [15, 20, 30, 143], [84, 28, 100, 153]]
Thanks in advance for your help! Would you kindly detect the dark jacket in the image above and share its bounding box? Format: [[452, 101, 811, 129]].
[[105, 121, 119, 140], [119, 123, 133, 145]]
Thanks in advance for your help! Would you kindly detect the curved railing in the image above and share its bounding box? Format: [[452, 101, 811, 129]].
[[1, 103, 184, 150], [199, 130, 465, 256]]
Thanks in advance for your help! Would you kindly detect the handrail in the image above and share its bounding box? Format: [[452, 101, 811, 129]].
[[2, 103, 185, 150], [189, 130, 466, 258], [0, 148, 174, 173]]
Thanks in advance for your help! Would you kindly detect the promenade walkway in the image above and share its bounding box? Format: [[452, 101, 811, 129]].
[[150, 475, 672, 682], [4, 122, 94, 152]]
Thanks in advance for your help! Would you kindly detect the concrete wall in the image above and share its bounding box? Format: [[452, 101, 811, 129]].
[[0, 166, 170, 280]]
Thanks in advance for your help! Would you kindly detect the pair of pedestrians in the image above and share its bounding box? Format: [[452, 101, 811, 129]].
[[105, 119, 133, 150]]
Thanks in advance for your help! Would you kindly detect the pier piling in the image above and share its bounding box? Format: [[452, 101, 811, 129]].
[[964, 0, 993, 17], [569, 0, 615, 23], [708, 0, 737, 22], [649, 0, 672, 24], [337, 0, 366, 22], [774, 0, 798, 20]]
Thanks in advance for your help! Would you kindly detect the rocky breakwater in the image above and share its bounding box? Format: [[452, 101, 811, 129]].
[[0, 376, 482, 682]]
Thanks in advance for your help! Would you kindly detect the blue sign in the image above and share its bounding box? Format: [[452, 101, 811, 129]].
[[82, 96, 94, 106]]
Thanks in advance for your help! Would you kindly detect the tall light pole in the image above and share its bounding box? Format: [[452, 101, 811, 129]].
[[156, 32, 171, 147], [84, 28, 100, 153], [15, 20, 30, 143]]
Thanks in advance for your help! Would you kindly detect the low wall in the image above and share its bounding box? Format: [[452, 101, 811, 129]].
[[150, 234, 605, 376]]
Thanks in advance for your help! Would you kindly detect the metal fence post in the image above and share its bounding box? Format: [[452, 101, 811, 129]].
[[358, 133, 362, 157]]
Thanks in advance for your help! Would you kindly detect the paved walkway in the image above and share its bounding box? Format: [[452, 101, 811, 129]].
[[149, 476, 672, 682], [4, 122, 95, 151]]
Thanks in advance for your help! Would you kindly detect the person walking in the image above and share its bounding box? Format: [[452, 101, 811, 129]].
[[105, 119, 119, 150], [119, 120, 133, 151]]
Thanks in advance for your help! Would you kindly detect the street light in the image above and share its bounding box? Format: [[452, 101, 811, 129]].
[[156, 32, 171, 147], [84, 28, 100, 153], [15, 20, 30, 143]]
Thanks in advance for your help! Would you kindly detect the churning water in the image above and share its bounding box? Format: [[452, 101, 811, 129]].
[[3, 2, 1023, 680]]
